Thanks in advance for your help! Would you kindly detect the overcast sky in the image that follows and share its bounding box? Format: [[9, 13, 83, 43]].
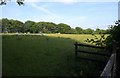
[[0, 0, 119, 29]]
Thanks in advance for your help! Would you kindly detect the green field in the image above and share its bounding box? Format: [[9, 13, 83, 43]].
[[2, 34, 109, 77]]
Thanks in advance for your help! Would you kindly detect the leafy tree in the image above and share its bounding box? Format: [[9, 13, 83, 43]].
[[105, 26, 112, 34], [94, 28, 107, 34], [83, 28, 94, 34], [1, 18, 109, 34], [35, 22, 58, 33], [75, 27, 83, 34], [43, 22, 57, 33], [95, 28, 101, 34], [35, 22, 44, 33], [57, 23, 71, 34], [1, 18, 11, 33], [105, 20, 120, 51], [100, 29, 107, 34], [69, 28, 77, 34], [85, 33, 106, 47], [24, 20, 36, 33], [9, 19, 24, 33], [1, 18, 24, 33], [85, 20, 120, 54]]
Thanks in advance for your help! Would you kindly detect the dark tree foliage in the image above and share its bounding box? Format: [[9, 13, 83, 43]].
[[57, 23, 71, 34], [16, 0, 24, 6], [83, 28, 94, 34], [85, 20, 120, 53], [0, 0, 24, 6], [75, 27, 83, 34], [24, 21, 36, 33], [0, 0, 6, 5], [1, 18, 108, 34], [2, 18, 24, 33], [85, 33, 106, 47], [105, 20, 120, 51]]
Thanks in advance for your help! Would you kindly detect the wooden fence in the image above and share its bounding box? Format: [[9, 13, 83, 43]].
[[100, 53, 116, 78], [74, 42, 116, 77], [100, 44, 117, 78], [74, 42, 110, 62]]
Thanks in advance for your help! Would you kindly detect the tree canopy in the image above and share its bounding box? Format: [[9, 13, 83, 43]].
[[1, 18, 109, 34], [105, 20, 120, 51]]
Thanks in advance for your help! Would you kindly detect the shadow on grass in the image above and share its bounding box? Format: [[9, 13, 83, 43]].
[[2, 35, 108, 77]]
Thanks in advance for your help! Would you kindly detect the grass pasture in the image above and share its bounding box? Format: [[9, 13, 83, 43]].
[[2, 34, 109, 77]]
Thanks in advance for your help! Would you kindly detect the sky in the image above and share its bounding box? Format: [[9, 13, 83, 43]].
[[0, 0, 119, 30]]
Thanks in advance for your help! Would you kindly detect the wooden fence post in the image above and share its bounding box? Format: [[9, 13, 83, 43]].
[[74, 42, 78, 57], [116, 45, 120, 78], [112, 44, 116, 78]]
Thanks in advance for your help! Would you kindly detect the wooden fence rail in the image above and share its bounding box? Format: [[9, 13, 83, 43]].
[[74, 42, 116, 77], [74, 42, 110, 58], [100, 44, 117, 78], [100, 53, 116, 78]]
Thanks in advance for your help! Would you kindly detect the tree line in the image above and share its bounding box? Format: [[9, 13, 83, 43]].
[[0, 18, 110, 34]]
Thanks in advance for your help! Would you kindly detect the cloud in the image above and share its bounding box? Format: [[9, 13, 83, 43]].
[[25, 0, 40, 2], [28, 2, 65, 23], [10, 0, 118, 3], [25, 0, 118, 2], [67, 16, 86, 22], [56, 0, 78, 4], [29, 3, 54, 15], [28, 2, 65, 19], [10, 0, 119, 2]]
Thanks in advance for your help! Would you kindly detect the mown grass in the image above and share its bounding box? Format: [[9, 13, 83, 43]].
[[46, 34, 95, 43], [2, 34, 109, 77]]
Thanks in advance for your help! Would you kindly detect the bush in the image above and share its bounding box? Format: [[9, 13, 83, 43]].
[[105, 20, 120, 52], [85, 33, 106, 47]]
